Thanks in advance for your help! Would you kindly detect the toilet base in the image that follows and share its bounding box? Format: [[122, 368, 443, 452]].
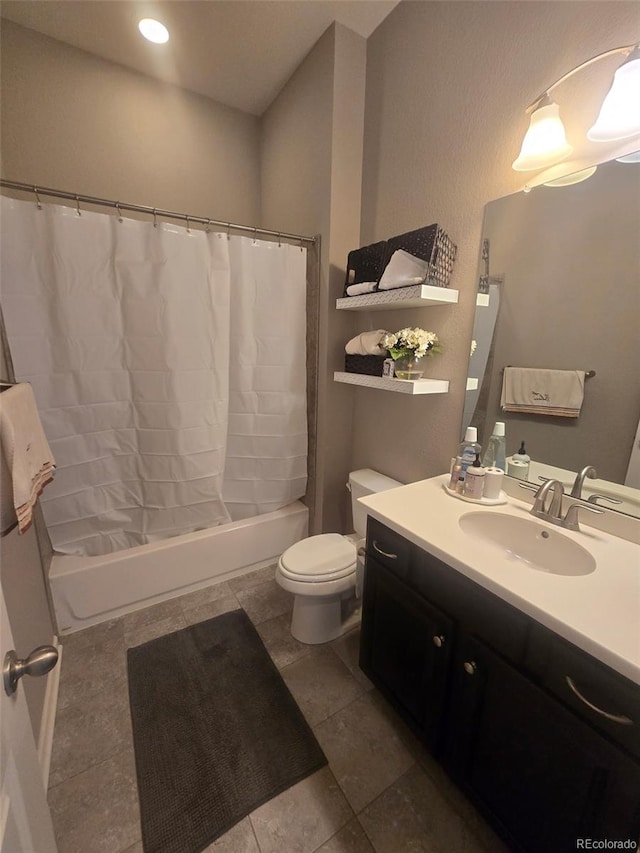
[[290, 591, 360, 645]]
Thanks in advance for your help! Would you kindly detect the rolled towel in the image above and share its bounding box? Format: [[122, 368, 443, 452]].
[[345, 330, 389, 356], [346, 281, 377, 297]]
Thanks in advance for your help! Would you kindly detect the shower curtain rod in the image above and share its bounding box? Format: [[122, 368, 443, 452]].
[[0, 179, 316, 245]]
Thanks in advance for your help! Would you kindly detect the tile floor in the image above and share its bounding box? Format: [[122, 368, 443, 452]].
[[48, 565, 507, 853]]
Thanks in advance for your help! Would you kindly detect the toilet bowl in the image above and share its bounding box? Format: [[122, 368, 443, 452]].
[[276, 469, 401, 644]]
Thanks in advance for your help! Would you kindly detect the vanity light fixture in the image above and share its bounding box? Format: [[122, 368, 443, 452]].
[[616, 150, 640, 163], [138, 18, 169, 44], [543, 166, 598, 187], [513, 42, 640, 172]]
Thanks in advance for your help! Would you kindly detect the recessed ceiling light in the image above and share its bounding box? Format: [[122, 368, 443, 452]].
[[138, 18, 169, 44]]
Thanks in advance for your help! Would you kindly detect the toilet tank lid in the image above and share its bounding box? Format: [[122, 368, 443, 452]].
[[349, 468, 402, 494]]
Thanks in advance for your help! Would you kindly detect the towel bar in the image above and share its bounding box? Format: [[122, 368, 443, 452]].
[[502, 367, 596, 378]]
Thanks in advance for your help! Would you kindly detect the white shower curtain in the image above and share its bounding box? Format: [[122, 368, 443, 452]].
[[1, 196, 307, 556]]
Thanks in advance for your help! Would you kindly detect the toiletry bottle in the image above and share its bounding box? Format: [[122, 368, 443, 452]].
[[512, 441, 531, 478], [448, 460, 463, 491], [481, 421, 506, 471], [463, 454, 486, 499], [456, 426, 481, 484]]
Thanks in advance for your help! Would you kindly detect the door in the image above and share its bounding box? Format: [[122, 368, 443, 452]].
[[1, 588, 57, 853]]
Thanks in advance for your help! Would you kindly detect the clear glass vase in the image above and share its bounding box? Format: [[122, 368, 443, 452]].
[[394, 354, 424, 380]]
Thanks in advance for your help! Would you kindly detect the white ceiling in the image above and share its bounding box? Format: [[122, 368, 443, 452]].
[[1, 0, 398, 115]]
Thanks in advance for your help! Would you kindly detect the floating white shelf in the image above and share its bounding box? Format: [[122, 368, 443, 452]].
[[466, 377, 479, 391], [336, 284, 458, 312], [334, 371, 449, 395], [476, 293, 490, 307]]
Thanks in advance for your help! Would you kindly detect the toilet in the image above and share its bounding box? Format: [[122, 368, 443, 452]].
[[276, 469, 401, 644]]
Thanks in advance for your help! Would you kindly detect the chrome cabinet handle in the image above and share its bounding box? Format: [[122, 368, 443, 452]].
[[373, 541, 397, 560], [463, 661, 477, 675], [565, 676, 633, 726], [432, 635, 445, 648]]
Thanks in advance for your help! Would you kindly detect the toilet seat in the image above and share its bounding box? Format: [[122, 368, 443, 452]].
[[279, 533, 356, 583]]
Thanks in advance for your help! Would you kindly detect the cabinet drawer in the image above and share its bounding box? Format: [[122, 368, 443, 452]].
[[527, 623, 640, 760], [366, 518, 412, 578], [412, 548, 529, 665]]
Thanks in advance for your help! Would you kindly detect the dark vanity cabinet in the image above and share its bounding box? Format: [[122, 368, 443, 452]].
[[360, 518, 640, 852]]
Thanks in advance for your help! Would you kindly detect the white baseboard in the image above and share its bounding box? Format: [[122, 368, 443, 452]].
[[37, 638, 62, 788]]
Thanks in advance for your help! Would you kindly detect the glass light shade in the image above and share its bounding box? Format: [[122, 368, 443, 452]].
[[138, 18, 169, 44], [588, 52, 640, 142], [543, 166, 597, 187], [512, 101, 573, 171]]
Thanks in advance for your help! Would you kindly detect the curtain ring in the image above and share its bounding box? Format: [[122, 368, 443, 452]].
[[153, 208, 158, 228], [278, 232, 282, 248], [226, 223, 231, 241], [253, 227, 257, 245], [75, 195, 82, 217], [33, 186, 42, 210], [206, 219, 211, 233], [186, 215, 191, 234], [115, 201, 123, 223], [299, 237, 304, 252]]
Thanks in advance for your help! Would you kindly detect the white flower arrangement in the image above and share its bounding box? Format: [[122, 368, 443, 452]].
[[381, 327, 441, 361]]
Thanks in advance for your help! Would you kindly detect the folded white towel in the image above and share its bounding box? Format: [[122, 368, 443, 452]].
[[377, 249, 429, 291], [345, 330, 389, 356], [501, 368, 586, 418], [0, 383, 56, 533], [346, 282, 377, 297]]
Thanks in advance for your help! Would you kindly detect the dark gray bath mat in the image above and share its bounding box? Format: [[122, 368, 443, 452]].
[[127, 608, 327, 853]]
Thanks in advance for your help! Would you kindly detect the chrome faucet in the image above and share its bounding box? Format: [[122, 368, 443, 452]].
[[562, 503, 604, 531], [520, 479, 565, 525], [520, 479, 605, 531], [570, 466, 597, 499]]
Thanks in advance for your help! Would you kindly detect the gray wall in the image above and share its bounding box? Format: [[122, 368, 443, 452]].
[[1, 20, 261, 223], [354, 0, 640, 485], [261, 23, 367, 533]]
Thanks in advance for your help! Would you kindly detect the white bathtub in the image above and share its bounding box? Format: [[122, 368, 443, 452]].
[[50, 501, 308, 633]]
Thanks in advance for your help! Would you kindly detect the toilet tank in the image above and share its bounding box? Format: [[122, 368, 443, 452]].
[[349, 469, 402, 538]]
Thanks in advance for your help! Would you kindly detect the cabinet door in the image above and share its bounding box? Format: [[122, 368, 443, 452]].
[[445, 635, 640, 852], [360, 557, 453, 750]]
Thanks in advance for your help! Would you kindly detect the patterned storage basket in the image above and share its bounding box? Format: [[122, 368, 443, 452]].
[[343, 241, 387, 296], [344, 354, 388, 376], [381, 224, 457, 289]]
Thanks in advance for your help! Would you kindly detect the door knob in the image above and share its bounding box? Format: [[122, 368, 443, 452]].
[[3, 645, 58, 696]]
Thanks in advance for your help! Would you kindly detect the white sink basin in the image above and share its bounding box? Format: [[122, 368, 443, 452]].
[[459, 512, 596, 576]]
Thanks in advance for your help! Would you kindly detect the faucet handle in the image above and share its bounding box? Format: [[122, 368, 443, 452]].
[[518, 482, 538, 492], [587, 494, 623, 506], [562, 503, 604, 532]]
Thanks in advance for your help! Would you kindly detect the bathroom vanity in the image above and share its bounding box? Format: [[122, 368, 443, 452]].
[[358, 477, 640, 852]]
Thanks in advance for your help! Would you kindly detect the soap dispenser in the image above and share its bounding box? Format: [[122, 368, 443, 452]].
[[463, 453, 486, 499], [508, 441, 531, 479]]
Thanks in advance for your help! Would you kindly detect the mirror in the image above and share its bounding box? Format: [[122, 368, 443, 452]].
[[464, 155, 640, 519]]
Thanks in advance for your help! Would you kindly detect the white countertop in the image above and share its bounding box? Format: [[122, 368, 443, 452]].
[[359, 475, 640, 685]]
